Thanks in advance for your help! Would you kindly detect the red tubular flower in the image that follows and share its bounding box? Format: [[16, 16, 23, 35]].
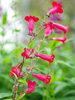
[[10, 66, 23, 77], [53, 23, 70, 34], [32, 72, 51, 85], [46, 1, 63, 15], [25, 80, 36, 94], [21, 48, 34, 59], [36, 53, 55, 65], [44, 22, 55, 37], [25, 15, 39, 35], [52, 36, 67, 44]]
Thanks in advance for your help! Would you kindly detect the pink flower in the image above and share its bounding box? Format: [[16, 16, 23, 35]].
[[52, 36, 67, 44], [46, 1, 63, 15], [10, 66, 23, 77], [36, 53, 55, 65], [32, 72, 51, 85], [53, 23, 70, 34], [21, 48, 34, 59], [25, 80, 36, 94], [44, 22, 55, 37], [25, 15, 39, 35]]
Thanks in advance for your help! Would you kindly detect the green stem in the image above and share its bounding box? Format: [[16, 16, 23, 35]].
[[46, 84, 49, 100]]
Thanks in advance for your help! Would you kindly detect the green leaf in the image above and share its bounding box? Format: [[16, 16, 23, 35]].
[[16, 92, 26, 100], [13, 29, 21, 32], [65, 77, 75, 84], [0, 93, 12, 99], [14, 1, 22, 5], [56, 96, 75, 100], [28, 40, 35, 48], [18, 78, 27, 85], [12, 72, 18, 80], [34, 67, 45, 74], [57, 60, 75, 69], [63, 90, 75, 96], [1, 31, 5, 36], [3, 99, 12, 100], [12, 14, 18, 17], [2, 12, 7, 25], [54, 82, 70, 94]]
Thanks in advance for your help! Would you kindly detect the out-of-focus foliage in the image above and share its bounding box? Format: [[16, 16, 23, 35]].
[[0, 0, 75, 100]]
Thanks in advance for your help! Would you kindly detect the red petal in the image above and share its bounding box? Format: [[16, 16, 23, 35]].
[[10, 72, 15, 77], [25, 88, 32, 94], [24, 48, 26, 51], [21, 52, 24, 57], [50, 24, 55, 29], [24, 15, 33, 21], [25, 16, 39, 22], [24, 16, 30, 21], [58, 8, 63, 13], [27, 80, 32, 88], [58, 4, 62, 8], [25, 87, 35, 94], [44, 23, 49, 26], [27, 80, 32, 84], [17, 66, 21, 71], [32, 81, 36, 86], [33, 16, 39, 22], [52, 1, 57, 7], [11, 67, 16, 72]]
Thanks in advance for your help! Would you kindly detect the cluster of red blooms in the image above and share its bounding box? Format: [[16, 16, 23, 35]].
[[10, 1, 69, 97]]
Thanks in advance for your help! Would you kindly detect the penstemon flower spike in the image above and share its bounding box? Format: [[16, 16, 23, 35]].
[[9, 1, 70, 99]]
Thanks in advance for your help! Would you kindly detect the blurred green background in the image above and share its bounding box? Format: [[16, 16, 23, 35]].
[[0, 0, 75, 100]]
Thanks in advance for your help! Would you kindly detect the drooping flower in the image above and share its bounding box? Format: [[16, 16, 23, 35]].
[[25, 80, 36, 94], [10, 66, 23, 77], [53, 22, 70, 34], [46, 1, 63, 15], [21, 48, 34, 59], [52, 36, 67, 44], [36, 53, 55, 65], [32, 72, 51, 85], [44, 22, 55, 37], [25, 15, 39, 35]]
